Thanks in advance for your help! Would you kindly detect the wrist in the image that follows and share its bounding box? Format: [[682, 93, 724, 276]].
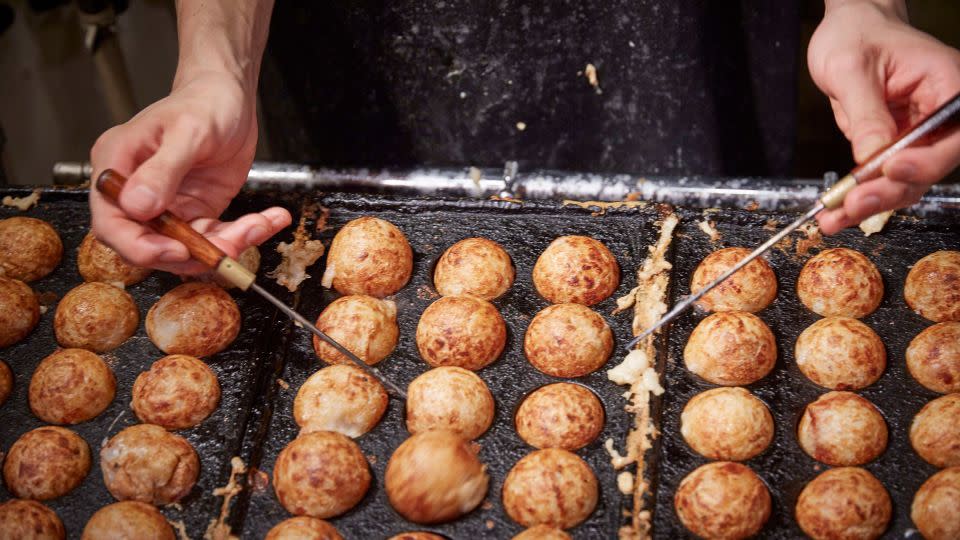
[[824, 0, 907, 21], [172, 49, 258, 95]]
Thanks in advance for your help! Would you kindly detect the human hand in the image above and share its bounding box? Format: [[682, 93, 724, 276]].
[[807, 0, 960, 234]]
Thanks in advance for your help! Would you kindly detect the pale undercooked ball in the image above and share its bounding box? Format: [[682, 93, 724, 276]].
[[273, 431, 371, 519], [385, 430, 489, 524], [29, 348, 115, 424], [905, 250, 960, 322], [77, 231, 152, 286], [293, 364, 388, 438], [406, 366, 494, 440], [81, 501, 175, 540], [691, 247, 777, 312], [312, 295, 398, 366], [146, 282, 241, 357], [324, 216, 413, 297], [0, 499, 64, 540], [100, 424, 199, 505], [524, 303, 613, 378], [798, 391, 888, 466], [132, 354, 220, 430], [212, 245, 260, 289], [0, 217, 62, 282], [532, 235, 619, 306], [387, 534, 446, 540], [416, 295, 506, 370], [512, 526, 572, 540], [796, 467, 891, 540], [434, 237, 515, 300], [912, 467, 960, 540], [502, 448, 598, 529], [265, 516, 344, 540], [683, 311, 776, 386], [907, 322, 960, 394], [2, 426, 90, 500], [515, 382, 604, 451], [0, 359, 12, 406], [911, 393, 960, 468], [0, 276, 40, 348], [674, 462, 771, 540], [795, 317, 886, 390], [680, 387, 773, 461], [54, 282, 139, 352], [797, 247, 883, 318]]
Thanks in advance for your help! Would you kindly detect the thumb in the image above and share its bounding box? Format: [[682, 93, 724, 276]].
[[829, 57, 898, 163]]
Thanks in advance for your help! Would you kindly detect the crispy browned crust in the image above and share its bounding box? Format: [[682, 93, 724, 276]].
[[406, 366, 494, 440], [29, 348, 116, 424], [132, 354, 221, 430], [904, 250, 960, 322], [690, 247, 777, 312], [524, 303, 613, 378], [911, 467, 960, 540], [502, 448, 598, 529], [293, 364, 388, 438], [795, 317, 886, 390], [0, 499, 65, 540], [683, 311, 777, 386], [911, 393, 960, 468], [327, 216, 413, 297], [386, 533, 447, 540], [680, 387, 773, 461], [81, 501, 175, 540], [511, 525, 573, 540], [797, 248, 883, 318], [2, 426, 91, 500], [311, 295, 399, 366], [145, 282, 241, 358], [54, 282, 139, 352], [0, 217, 62, 283], [0, 276, 40, 348], [674, 462, 771, 539], [797, 391, 888, 466], [907, 322, 960, 393], [532, 235, 620, 306], [434, 237, 515, 300], [100, 424, 199, 505], [515, 383, 604, 451], [265, 516, 344, 540], [415, 295, 506, 370], [0, 359, 12, 406], [77, 231, 152, 285], [795, 467, 891, 540]]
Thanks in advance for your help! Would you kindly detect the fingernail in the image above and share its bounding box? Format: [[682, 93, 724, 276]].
[[860, 194, 882, 215], [124, 185, 159, 216], [245, 226, 268, 245], [158, 249, 186, 263], [889, 162, 917, 182], [856, 135, 887, 162]]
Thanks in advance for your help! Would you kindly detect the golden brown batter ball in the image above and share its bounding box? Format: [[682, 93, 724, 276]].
[[324, 216, 413, 297], [406, 366, 494, 440], [54, 282, 139, 352], [265, 516, 344, 540], [674, 462, 771, 540], [798, 391, 888, 466], [0, 359, 12, 406], [532, 236, 619, 306], [515, 383, 604, 451], [132, 354, 220, 430], [416, 295, 506, 370], [81, 501, 175, 540], [795, 317, 886, 390], [0, 217, 62, 282], [29, 348, 116, 424], [691, 247, 777, 313], [387, 534, 446, 540], [293, 364, 388, 438], [512, 526, 572, 540], [683, 311, 776, 386], [100, 424, 199, 505], [312, 295, 399, 366], [273, 431, 371, 518], [3, 426, 90, 500], [0, 276, 40, 348], [796, 467, 891, 540], [911, 393, 960, 468], [77, 231, 152, 286], [145, 282, 241, 357], [797, 247, 883, 318], [385, 430, 489, 524], [434, 237, 515, 300], [905, 250, 960, 322], [502, 448, 598, 529], [907, 322, 960, 394], [524, 303, 613, 378], [911, 467, 960, 540], [680, 387, 774, 461], [0, 499, 64, 540]]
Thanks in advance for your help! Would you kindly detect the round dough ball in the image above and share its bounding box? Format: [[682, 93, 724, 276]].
[[0, 359, 12, 406], [502, 448, 598, 529], [406, 366, 494, 440], [797, 248, 883, 318], [434, 237, 515, 300], [674, 462, 771, 540], [416, 295, 506, 370], [905, 250, 960, 322], [132, 354, 221, 429], [524, 303, 613, 378], [54, 282, 139, 352], [907, 322, 960, 393], [683, 311, 776, 386], [29, 348, 116, 424], [385, 430, 488, 524], [100, 424, 199, 505], [691, 247, 777, 312], [515, 383, 604, 451], [146, 282, 241, 357], [532, 236, 619, 306], [798, 391, 888, 466], [81, 501, 175, 540], [387, 534, 446, 540], [77, 231, 152, 286], [294, 364, 388, 437], [795, 317, 886, 390], [0, 217, 62, 282], [680, 387, 773, 461], [2, 426, 90, 500], [512, 526, 572, 540], [0, 499, 64, 540], [911, 393, 960, 468], [212, 245, 260, 289], [312, 295, 399, 366], [265, 516, 344, 540], [796, 467, 891, 540], [912, 467, 960, 540], [0, 276, 40, 348], [273, 431, 371, 518], [325, 216, 413, 297]]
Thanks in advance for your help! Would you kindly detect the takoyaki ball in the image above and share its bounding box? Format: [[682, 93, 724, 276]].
[[100, 424, 199, 505], [434, 237, 515, 300], [273, 431, 371, 519], [0, 499, 65, 540], [0, 359, 11, 406], [0, 277, 40, 348], [132, 354, 220, 430], [691, 247, 777, 313], [798, 391, 888, 466], [293, 364, 388, 438], [911, 467, 960, 540], [674, 462, 771, 540], [905, 250, 960, 322], [324, 216, 413, 297], [406, 366, 494, 440], [796, 467, 891, 540], [265, 517, 344, 540], [416, 295, 506, 370], [502, 448, 598, 529], [683, 311, 776, 386], [212, 245, 260, 289], [515, 383, 604, 451], [911, 393, 960, 468], [795, 317, 886, 390], [385, 430, 489, 524], [54, 282, 139, 352], [312, 295, 398, 366], [524, 304, 613, 378], [2, 426, 91, 500], [532, 236, 619, 306], [29, 348, 116, 424], [0, 217, 62, 282], [80, 501, 175, 540], [77, 231, 152, 286], [680, 387, 774, 461], [797, 248, 883, 318], [146, 282, 241, 357], [907, 322, 960, 394], [512, 526, 572, 540], [387, 534, 446, 540]]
